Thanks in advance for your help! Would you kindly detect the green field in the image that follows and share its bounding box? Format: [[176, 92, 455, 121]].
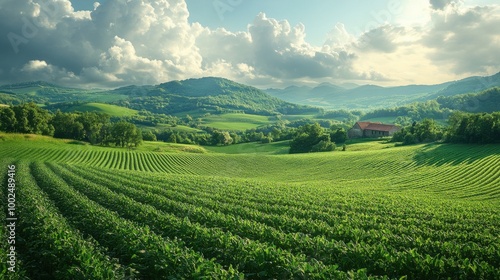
[[205, 140, 291, 155], [202, 113, 272, 130], [63, 102, 138, 117], [1, 134, 499, 279], [153, 124, 206, 134]]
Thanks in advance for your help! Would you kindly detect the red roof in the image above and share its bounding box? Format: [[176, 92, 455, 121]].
[[355, 122, 399, 132], [356, 121, 375, 130]]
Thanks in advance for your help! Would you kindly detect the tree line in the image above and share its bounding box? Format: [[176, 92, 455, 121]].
[[0, 103, 142, 148], [392, 112, 500, 145]]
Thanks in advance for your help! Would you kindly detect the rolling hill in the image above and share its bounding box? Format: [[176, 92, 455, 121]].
[[0, 78, 321, 117], [115, 77, 321, 116], [265, 72, 500, 110], [45, 102, 138, 117], [0, 81, 127, 104], [1, 133, 499, 278]]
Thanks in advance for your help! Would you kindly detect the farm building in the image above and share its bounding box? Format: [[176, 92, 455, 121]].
[[348, 121, 401, 138]]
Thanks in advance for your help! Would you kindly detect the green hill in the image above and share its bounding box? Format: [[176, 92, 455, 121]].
[[0, 81, 128, 104], [202, 113, 272, 130], [47, 102, 138, 117], [115, 77, 321, 116], [437, 87, 500, 113]]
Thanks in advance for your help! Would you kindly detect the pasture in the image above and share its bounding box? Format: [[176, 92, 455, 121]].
[[1, 134, 499, 279], [60, 102, 138, 117], [201, 113, 272, 130]]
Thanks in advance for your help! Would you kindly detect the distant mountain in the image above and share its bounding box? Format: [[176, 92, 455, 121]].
[[264, 72, 500, 110], [264, 82, 452, 110], [0, 80, 61, 90], [0, 77, 320, 116], [428, 72, 500, 98]]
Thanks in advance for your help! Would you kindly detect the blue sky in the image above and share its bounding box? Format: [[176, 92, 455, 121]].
[[1, 0, 499, 88], [184, 1, 382, 46]]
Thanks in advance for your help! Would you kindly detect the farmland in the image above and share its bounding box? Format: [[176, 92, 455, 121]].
[[1, 135, 500, 279], [56, 102, 138, 117], [201, 113, 273, 130]]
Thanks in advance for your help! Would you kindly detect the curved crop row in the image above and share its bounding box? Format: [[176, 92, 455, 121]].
[[30, 162, 242, 279], [75, 164, 500, 278], [12, 162, 126, 279], [47, 162, 348, 279]]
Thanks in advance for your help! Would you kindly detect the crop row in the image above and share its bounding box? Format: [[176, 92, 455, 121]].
[[53, 162, 500, 279], [10, 162, 126, 279], [86, 165, 499, 246], [46, 162, 349, 279], [29, 162, 243, 279], [64, 164, 500, 278]]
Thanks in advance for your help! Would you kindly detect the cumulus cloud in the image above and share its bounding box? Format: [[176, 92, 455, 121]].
[[356, 25, 402, 53], [429, 0, 455, 10], [422, 5, 500, 74], [0, 0, 202, 87], [0, 0, 497, 88]]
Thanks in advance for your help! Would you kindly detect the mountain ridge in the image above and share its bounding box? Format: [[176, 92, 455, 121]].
[[264, 72, 500, 110]]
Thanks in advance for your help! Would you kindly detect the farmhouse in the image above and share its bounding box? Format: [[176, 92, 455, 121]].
[[348, 121, 401, 138]]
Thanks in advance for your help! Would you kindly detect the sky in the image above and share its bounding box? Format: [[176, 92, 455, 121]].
[[0, 0, 499, 89]]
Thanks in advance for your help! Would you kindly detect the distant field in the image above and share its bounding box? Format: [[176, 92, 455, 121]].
[[205, 140, 290, 154], [202, 113, 272, 130], [1, 134, 499, 279], [153, 124, 205, 133], [66, 102, 138, 117], [139, 140, 208, 154], [362, 117, 448, 126], [279, 114, 316, 121]]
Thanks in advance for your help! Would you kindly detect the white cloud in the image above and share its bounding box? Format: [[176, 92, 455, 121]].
[[423, 5, 500, 75], [0, 0, 498, 88]]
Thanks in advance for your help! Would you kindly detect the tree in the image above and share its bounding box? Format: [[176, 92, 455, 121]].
[[11, 103, 53, 135], [0, 107, 17, 132], [77, 112, 110, 144], [142, 130, 157, 141], [413, 118, 441, 142], [51, 111, 85, 140], [290, 123, 335, 154], [330, 128, 347, 144], [111, 121, 142, 148]]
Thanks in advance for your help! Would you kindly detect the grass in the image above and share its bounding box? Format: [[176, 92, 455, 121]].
[[138, 141, 208, 154], [204, 140, 291, 155], [68, 102, 138, 117], [153, 124, 205, 133], [202, 113, 272, 130]]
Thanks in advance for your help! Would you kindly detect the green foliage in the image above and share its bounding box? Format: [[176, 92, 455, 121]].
[[110, 121, 142, 148], [330, 128, 347, 144], [212, 130, 233, 146], [121, 77, 320, 116], [446, 111, 500, 143], [0, 103, 54, 135], [290, 123, 335, 153], [437, 87, 500, 113], [362, 100, 449, 123], [392, 119, 443, 145], [0, 106, 17, 132]]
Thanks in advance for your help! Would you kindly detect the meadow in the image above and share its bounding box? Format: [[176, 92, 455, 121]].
[[201, 113, 273, 130], [1, 134, 499, 279]]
